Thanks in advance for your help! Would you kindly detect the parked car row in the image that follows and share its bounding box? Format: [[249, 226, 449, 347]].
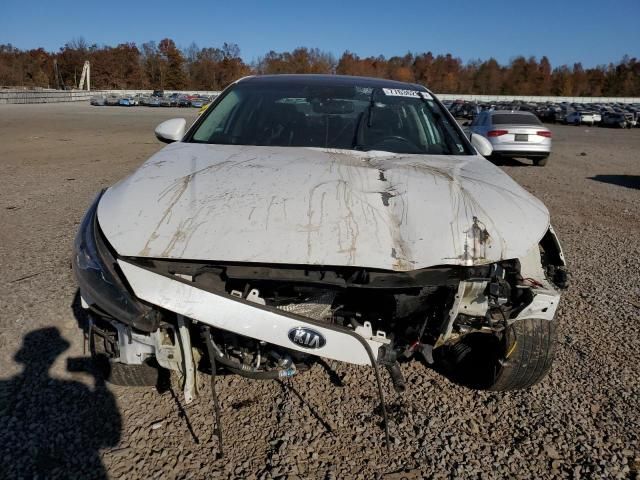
[[445, 99, 640, 128], [452, 96, 640, 167], [90, 91, 217, 108]]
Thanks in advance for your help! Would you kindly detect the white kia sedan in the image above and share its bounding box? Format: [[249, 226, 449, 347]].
[[469, 110, 552, 166], [73, 76, 566, 410]]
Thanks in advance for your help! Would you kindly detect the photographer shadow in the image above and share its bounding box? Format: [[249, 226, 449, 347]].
[[0, 327, 122, 479]]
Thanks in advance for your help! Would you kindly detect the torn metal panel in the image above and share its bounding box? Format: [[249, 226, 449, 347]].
[[177, 315, 197, 404], [515, 291, 560, 322], [519, 244, 549, 281], [435, 280, 490, 347], [515, 244, 562, 321]]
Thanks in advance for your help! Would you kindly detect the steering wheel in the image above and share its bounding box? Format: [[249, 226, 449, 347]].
[[375, 135, 420, 151]]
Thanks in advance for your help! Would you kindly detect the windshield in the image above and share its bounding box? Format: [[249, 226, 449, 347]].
[[189, 81, 472, 155]]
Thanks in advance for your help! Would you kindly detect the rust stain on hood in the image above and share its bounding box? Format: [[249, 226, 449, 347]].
[[98, 144, 549, 271]]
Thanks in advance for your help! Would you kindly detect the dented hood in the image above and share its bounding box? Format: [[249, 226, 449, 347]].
[[97, 143, 549, 271]]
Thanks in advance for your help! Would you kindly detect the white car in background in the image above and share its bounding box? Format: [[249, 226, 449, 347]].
[[468, 110, 552, 166], [564, 110, 596, 125]]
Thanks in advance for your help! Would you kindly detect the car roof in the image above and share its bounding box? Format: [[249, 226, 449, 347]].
[[239, 74, 428, 92], [489, 110, 537, 116]]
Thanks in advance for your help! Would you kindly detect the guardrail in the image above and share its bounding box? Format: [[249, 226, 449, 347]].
[[1, 89, 639, 105], [97, 89, 222, 96], [437, 94, 640, 104], [0, 90, 95, 104], [0, 89, 222, 104]]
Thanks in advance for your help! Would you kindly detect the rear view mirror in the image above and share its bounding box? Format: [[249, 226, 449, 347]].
[[470, 133, 493, 157], [307, 85, 356, 100], [311, 99, 354, 114], [155, 118, 187, 143]]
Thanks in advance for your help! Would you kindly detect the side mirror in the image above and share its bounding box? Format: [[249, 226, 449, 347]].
[[155, 118, 187, 143], [470, 133, 493, 157]]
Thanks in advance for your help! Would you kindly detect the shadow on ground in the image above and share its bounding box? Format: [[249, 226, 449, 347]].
[[589, 175, 640, 190], [488, 156, 533, 167], [0, 327, 122, 479]]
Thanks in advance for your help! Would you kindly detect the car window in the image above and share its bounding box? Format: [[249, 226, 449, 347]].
[[190, 82, 472, 155], [191, 90, 241, 142], [491, 113, 542, 126]]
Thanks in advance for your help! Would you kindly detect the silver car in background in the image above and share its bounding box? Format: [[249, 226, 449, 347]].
[[90, 95, 106, 106], [469, 110, 552, 166]]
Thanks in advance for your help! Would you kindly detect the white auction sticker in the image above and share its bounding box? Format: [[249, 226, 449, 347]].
[[382, 88, 432, 99]]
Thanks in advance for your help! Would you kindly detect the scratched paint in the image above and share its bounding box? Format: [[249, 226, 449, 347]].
[[97, 143, 550, 271]]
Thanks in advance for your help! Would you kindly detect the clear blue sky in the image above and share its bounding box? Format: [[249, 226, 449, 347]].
[[1, 0, 638, 67]]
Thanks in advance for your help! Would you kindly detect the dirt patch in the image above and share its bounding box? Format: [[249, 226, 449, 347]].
[[1, 104, 639, 478]]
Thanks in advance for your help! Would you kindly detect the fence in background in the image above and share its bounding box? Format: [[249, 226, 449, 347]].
[[0, 89, 221, 104], [97, 89, 221, 96], [437, 94, 640, 104], [2, 88, 639, 105], [0, 89, 96, 104]]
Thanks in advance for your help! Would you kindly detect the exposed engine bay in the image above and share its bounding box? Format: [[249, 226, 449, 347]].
[[82, 190, 566, 452], [95, 225, 566, 395]]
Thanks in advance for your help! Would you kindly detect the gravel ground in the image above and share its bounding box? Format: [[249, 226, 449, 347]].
[[0, 103, 639, 479]]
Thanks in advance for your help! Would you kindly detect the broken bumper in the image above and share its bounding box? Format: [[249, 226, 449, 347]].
[[117, 260, 385, 365]]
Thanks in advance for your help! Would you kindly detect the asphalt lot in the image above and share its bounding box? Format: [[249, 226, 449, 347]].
[[0, 103, 639, 479]]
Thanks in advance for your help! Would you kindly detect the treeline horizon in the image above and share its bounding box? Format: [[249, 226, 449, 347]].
[[1, 38, 639, 96]]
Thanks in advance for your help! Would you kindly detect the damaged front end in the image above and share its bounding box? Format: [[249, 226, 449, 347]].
[[74, 192, 567, 454], [114, 222, 566, 389], [75, 192, 566, 386], [76, 186, 570, 453], [72, 192, 161, 333]]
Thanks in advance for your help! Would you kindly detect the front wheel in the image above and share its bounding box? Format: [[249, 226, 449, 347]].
[[90, 325, 160, 387], [533, 156, 549, 166], [435, 318, 558, 391], [490, 318, 558, 391], [94, 355, 161, 387]]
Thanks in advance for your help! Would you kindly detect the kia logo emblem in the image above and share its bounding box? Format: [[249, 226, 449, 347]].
[[288, 327, 326, 349]]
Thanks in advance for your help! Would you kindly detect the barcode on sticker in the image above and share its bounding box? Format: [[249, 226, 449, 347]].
[[382, 88, 432, 100]]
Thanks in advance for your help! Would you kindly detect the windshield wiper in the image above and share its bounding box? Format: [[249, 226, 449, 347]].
[[352, 88, 377, 150]]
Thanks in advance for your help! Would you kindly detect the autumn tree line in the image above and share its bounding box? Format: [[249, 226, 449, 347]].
[[1, 38, 639, 96]]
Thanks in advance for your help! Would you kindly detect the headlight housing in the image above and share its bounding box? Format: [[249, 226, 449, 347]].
[[72, 191, 160, 332]]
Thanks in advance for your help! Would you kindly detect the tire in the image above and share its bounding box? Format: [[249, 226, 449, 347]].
[[533, 156, 548, 167], [434, 318, 557, 391], [90, 326, 160, 387], [489, 318, 557, 391], [103, 359, 160, 387]]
